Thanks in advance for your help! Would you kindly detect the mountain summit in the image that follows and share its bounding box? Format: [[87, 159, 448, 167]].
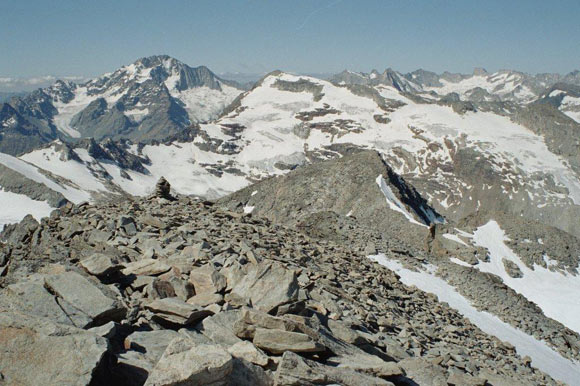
[[0, 55, 243, 154]]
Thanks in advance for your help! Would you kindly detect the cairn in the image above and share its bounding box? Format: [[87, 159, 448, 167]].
[[154, 177, 175, 201]]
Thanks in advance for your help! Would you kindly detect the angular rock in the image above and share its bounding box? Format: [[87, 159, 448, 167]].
[[198, 310, 243, 346], [398, 358, 448, 386], [44, 271, 126, 325], [502, 258, 524, 278], [1, 281, 78, 326], [274, 351, 393, 386], [123, 259, 171, 276], [228, 341, 270, 367], [145, 338, 233, 386], [187, 292, 224, 307], [233, 308, 303, 339], [0, 311, 108, 386], [230, 262, 299, 312], [447, 372, 487, 386], [253, 328, 325, 355], [145, 297, 212, 327], [228, 358, 273, 386], [189, 264, 227, 294], [80, 253, 123, 277]]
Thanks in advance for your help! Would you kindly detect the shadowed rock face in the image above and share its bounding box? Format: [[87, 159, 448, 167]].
[[0, 102, 58, 155]]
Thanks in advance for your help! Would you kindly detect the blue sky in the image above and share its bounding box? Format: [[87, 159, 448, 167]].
[[1, 0, 579, 80]]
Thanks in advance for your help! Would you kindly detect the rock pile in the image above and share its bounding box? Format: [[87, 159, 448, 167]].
[[0, 195, 559, 385], [153, 176, 174, 201]]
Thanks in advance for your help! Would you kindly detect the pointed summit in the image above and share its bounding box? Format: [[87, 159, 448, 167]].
[[473, 67, 488, 76]]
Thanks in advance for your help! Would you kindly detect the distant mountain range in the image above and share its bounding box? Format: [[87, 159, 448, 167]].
[[1, 57, 579, 235]]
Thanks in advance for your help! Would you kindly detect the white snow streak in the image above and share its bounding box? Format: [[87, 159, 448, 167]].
[[368, 254, 580, 385]]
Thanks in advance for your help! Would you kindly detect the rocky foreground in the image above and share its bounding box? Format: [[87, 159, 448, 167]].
[[0, 183, 561, 385]]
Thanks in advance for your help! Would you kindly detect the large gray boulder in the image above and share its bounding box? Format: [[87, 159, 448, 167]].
[[116, 330, 181, 385], [44, 271, 126, 325], [253, 328, 325, 355], [0, 311, 108, 385], [230, 262, 299, 313], [1, 280, 85, 327]]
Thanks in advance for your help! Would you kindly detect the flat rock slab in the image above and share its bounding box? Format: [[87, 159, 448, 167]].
[[398, 358, 448, 386], [274, 351, 393, 386], [145, 338, 233, 386], [233, 308, 304, 339], [0, 311, 108, 386], [44, 271, 126, 324], [145, 297, 212, 326], [1, 281, 76, 326], [228, 341, 270, 367], [230, 262, 299, 313], [187, 292, 224, 307], [198, 310, 243, 346], [253, 328, 325, 355], [123, 259, 171, 276], [80, 253, 123, 276]]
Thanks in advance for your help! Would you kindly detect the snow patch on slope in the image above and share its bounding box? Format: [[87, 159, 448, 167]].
[[0, 151, 89, 203], [368, 254, 580, 385], [168, 84, 241, 123], [472, 220, 580, 334], [0, 190, 53, 229]]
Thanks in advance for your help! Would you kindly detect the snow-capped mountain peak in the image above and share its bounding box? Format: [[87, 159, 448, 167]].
[[1, 56, 244, 149]]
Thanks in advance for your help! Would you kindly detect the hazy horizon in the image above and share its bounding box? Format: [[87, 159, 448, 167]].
[[2, 0, 579, 91]]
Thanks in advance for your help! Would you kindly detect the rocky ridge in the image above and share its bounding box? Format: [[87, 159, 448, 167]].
[[0, 178, 559, 385], [219, 150, 580, 367]]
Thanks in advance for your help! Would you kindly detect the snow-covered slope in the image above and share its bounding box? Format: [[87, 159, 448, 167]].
[[6, 70, 580, 239], [0, 190, 53, 229], [471, 220, 580, 334]]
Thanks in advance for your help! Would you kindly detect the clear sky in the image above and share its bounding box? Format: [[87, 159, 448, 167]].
[[1, 0, 579, 81]]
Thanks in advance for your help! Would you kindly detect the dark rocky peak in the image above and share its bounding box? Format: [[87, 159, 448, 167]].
[[52, 140, 83, 162], [405, 69, 442, 87], [380, 68, 413, 92], [329, 70, 369, 86], [440, 71, 468, 83], [537, 83, 580, 108], [84, 55, 232, 96], [45, 80, 77, 104], [73, 137, 150, 173], [0, 103, 56, 155], [473, 67, 488, 76], [562, 70, 580, 86], [0, 102, 19, 123], [10, 89, 57, 120], [100, 137, 150, 173], [174, 64, 223, 91]]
